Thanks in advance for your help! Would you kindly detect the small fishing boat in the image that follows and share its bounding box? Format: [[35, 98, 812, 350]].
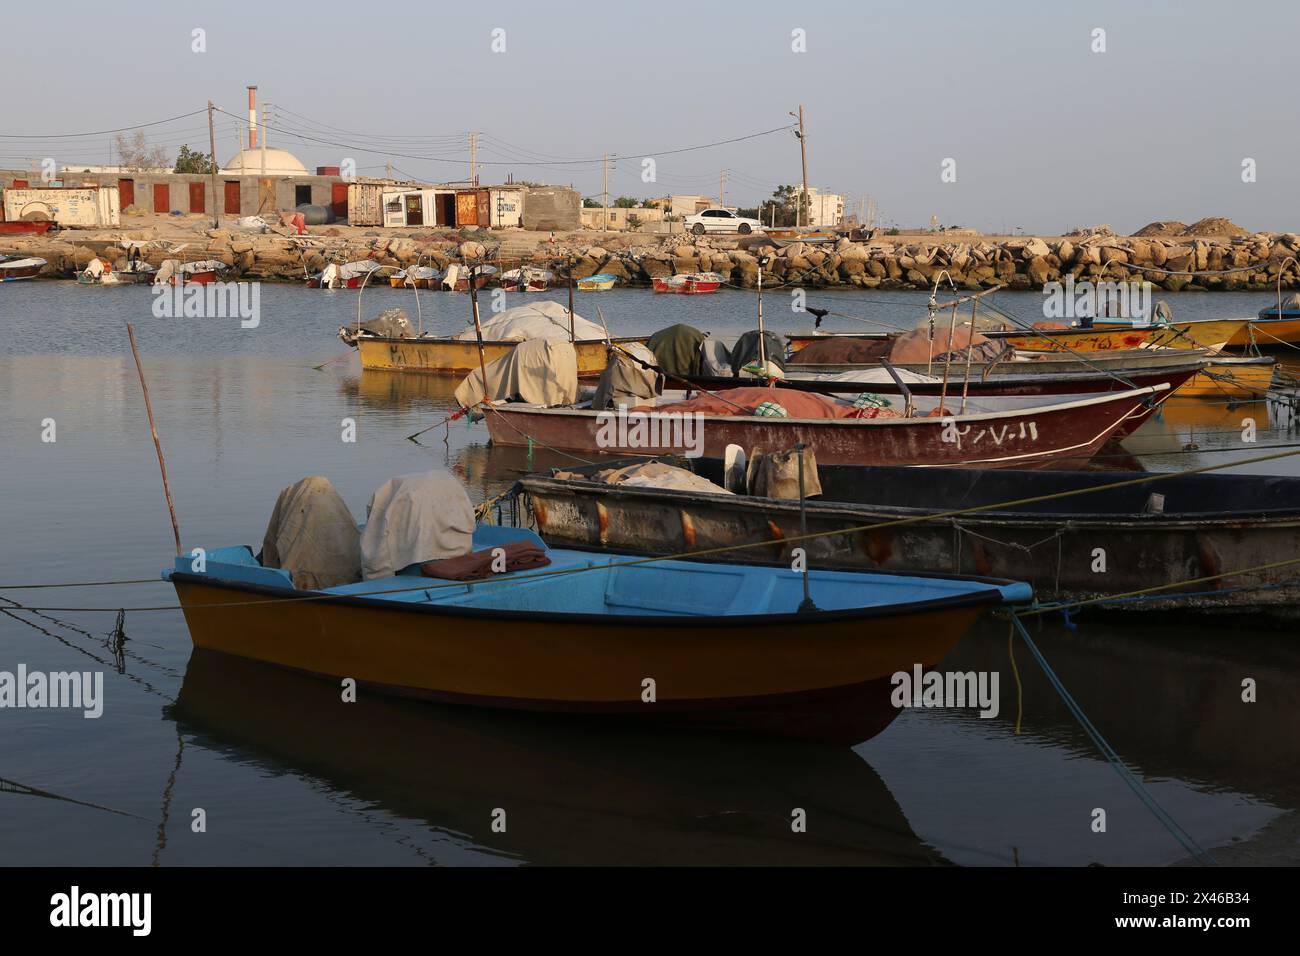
[[1089, 317, 1252, 351], [165, 524, 1030, 744], [442, 263, 499, 291], [343, 300, 648, 378], [1245, 296, 1300, 346], [388, 265, 440, 289], [653, 272, 723, 294], [578, 273, 617, 291], [75, 258, 158, 286], [0, 220, 54, 235], [519, 461, 1300, 618], [482, 383, 1173, 469], [766, 230, 837, 247], [0, 255, 47, 281], [984, 320, 1245, 352], [499, 267, 554, 292], [308, 260, 383, 289], [1172, 355, 1277, 399]]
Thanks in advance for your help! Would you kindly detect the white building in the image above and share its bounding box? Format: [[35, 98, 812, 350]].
[[804, 187, 844, 228]]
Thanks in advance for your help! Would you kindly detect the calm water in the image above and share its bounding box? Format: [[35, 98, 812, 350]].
[[1, 280, 1297, 866]]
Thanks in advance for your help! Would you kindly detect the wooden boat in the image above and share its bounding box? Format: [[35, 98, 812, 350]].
[[482, 383, 1173, 469], [578, 273, 617, 291], [0, 219, 54, 235], [499, 267, 554, 292], [352, 334, 648, 377], [0, 256, 46, 281], [519, 462, 1300, 618], [689, 364, 1200, 438], [653, 272, 723, 294], [308, 260, 383, 289], [986, 320, 1246, 352], [1173, 355, 1277, 399], [388, 266, 440, 289], [164, 525, 1031, 745], [442, 263, 498, 291], [766, 230, 837, 247], [75, 262, 158, 285], [785, 337, 1219, 377], [1237, 303, 1300, 347], [1090, 318, 1252, 351]]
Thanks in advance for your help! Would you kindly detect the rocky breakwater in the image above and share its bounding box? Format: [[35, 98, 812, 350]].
[[565, 229, 1300, 292]]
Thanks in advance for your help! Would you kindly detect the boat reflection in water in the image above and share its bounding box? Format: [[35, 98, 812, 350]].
[[168, 648, 948, 866]]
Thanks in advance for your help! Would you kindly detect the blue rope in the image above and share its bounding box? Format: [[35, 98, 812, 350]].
[[1007, 615, 1217, 866]]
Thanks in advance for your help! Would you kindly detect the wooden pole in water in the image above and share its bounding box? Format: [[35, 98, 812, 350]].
[[468, 265, 490, 403], [126, 324, 182, 555]]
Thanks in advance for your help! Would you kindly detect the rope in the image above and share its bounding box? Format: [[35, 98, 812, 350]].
[[1007, 620, 1022, 735], [14, 444, 1300, 613], [1005, 615, 1217, 866]]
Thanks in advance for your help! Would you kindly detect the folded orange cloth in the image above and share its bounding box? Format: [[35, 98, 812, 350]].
[[419, 540, 551, 581]]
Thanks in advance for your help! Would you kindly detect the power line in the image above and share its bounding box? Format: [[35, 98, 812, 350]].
[[0, 109, 209, 139]]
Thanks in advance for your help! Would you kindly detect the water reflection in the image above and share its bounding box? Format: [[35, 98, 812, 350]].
[[168, 648, 945, 866]]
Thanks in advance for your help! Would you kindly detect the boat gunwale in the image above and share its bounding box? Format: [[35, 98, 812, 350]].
[[168, 567, 1008, 628], [488, 383, 1168, 428], [355, 334, 646, 347], [519, 470, 1300, 526]]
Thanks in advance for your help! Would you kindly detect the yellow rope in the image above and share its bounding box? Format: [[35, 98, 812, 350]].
[[1008, 619, 1023, 735]]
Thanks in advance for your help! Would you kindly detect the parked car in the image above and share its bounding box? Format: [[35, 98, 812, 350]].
[[684, 208, 763, 235]]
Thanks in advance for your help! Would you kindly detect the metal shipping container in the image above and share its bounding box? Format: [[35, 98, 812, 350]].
[[2, 186, 120, 227], [346, 182, 385, 226]]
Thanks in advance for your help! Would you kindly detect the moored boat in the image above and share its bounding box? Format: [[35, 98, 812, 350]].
[[499, 267, 554, 292], [308, 259, 383, 289], [0, 220, 55, 235], [0, 255, 47, 281], [578, 273, 617, 291], [653, 272, 723, 294], [518, 461, 1300, 618], [482, 383, 1173, 469], [1090, 317, 1252, 351], [165, 524, 1030, 744], [442, 263, 498, 291], [389, 265, 440, 289]]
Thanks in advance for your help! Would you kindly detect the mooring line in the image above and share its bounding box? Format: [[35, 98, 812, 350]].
[[1005, 616, 1217, 866], [10, 443, 1300, 613]]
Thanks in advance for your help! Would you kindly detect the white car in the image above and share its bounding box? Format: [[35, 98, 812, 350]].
[[685, 208, 762, 236]]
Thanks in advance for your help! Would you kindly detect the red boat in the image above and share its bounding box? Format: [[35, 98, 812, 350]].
[[0, 220, 54, 235], [652, 272, 723, 294], [482, 383, 1171, 470]]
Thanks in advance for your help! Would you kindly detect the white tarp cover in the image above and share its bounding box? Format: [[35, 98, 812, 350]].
[[454, 338, 578, 411], [261, 476, 363, 589], [586, 461, 732, 495], [451, 300, 605, 342], [360, 471, 474, 580]]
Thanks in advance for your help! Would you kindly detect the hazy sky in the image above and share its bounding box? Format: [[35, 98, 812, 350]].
[[3, 0, 1297, 233]]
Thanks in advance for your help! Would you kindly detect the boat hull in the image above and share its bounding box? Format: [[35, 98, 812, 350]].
[[0, 263, 44, 281], [170, 574, 991, 744], [653, 276, 721, 294], [522, 465, 1300, 617], [0, 220, 54, 235], [1091, 319, 1249, 351], [355, 335, 647, 377], [484, 387, 1166, 469]]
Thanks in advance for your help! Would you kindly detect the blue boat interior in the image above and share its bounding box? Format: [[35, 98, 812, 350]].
[[164, 524, 1032, 616]]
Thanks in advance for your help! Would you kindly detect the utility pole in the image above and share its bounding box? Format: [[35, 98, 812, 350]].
[[719, 168, 727, 207], [207, 100, 219, 229], [603, 152, 609, 230], [790, 105, 808, 228], [469, 133, 477, 185], [386, 160, 392, 180]]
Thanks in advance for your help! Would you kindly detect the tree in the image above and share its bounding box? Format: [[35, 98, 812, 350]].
[[612, 196, 639, 208], [582, 197, 601, 208], [174, 145, 217, 174], [757, 185, 808, 228], [114, 131, 169, 172]]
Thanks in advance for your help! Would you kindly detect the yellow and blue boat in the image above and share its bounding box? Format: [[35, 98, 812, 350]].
[[165, 525, 1030, 744], [577, 273, 617, 291]]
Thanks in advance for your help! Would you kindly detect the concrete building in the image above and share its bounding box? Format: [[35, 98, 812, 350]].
[[805, 187, 845, 229], [579, 206, 666, 230]]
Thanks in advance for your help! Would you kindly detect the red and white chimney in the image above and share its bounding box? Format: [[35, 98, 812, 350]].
[[247, 86, 258, 149]]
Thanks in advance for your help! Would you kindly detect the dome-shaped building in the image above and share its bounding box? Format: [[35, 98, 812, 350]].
[[220, 147, 310, 177]]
